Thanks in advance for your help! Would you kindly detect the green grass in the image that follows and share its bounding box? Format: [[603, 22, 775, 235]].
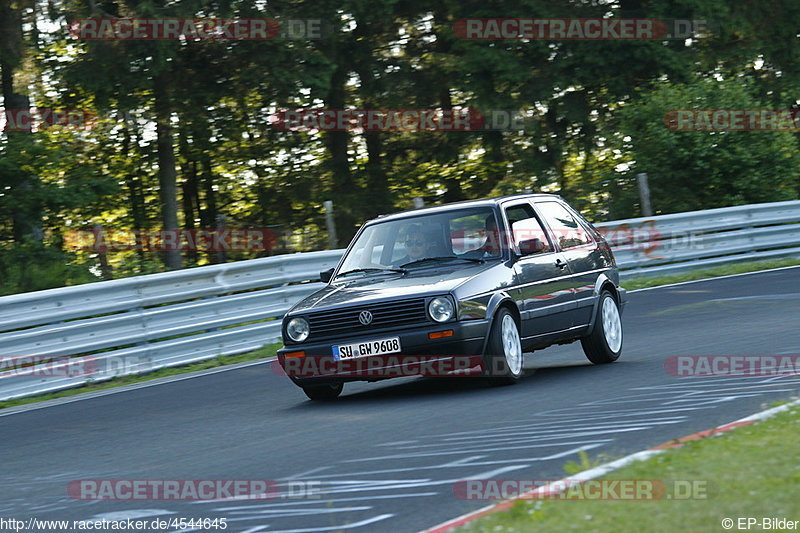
[[0, 343, 280, 411], [622, 257, 800, 290], [563, 449, 612, 475], [461, 405, 800, 533]]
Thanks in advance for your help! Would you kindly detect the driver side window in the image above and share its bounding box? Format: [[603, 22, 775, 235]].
[[504, 204, 552, 254]]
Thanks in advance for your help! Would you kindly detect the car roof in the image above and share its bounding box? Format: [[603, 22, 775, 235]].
[[369, 193, 562, 224]]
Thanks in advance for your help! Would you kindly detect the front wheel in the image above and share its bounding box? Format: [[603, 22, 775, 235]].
[[581, 290, 623, 364], [483, 308, 524, 385], [302, 382, 343, 401]]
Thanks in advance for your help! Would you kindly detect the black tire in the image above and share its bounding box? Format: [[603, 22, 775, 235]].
[[483, 308, 524, 386], [581, 290, 623, 364], [302, 382, 343, 401]]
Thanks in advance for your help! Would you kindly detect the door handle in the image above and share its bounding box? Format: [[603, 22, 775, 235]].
[[555, 259, 567, 270]]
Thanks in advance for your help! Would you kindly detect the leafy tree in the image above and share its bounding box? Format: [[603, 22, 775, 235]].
[[600, 76, 800, 217]]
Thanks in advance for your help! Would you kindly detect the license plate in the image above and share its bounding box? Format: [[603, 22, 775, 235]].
[[332, 337, 401, 360]]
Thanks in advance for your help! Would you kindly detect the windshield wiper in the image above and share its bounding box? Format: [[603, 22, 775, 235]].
[[399, 256, 484, 268], [336, 267, 407, 278]]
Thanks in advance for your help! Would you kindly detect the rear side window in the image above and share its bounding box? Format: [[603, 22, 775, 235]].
[[536, 202, 594, 250]]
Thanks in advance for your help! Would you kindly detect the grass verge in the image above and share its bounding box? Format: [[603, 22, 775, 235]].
[[0, 343, 280, 411], [622, 257, 800, 290], [461, 404, 800, 533]]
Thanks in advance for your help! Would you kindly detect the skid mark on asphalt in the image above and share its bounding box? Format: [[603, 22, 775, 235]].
[[237, 514, 395, 533], [168, 374, 799, 532], [9, 375, 796, 532]]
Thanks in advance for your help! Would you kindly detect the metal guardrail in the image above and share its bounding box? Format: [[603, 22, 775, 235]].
[[0, 250, 342, 400], [1, 200, 799, 400], [595, 199, 800, 278]]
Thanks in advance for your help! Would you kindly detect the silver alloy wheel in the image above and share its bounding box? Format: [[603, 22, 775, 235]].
[[501, 314, 523, 375], [602, 296, 623, 353]]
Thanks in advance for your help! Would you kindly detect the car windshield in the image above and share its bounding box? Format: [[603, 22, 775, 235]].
[[336, 207, 502, 278]]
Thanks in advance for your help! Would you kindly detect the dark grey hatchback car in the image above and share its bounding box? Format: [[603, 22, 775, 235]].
[[278, 194, 626, 400]]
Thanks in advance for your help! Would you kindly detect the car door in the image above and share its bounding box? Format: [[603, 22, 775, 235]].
[[533, 200, 602, 327], [502, 201, 577, 339]]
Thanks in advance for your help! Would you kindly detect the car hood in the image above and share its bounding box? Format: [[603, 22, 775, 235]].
[[289, 263, 494, 314]]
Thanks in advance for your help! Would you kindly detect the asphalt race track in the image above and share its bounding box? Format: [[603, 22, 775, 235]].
[[2, 267, 799, 532]]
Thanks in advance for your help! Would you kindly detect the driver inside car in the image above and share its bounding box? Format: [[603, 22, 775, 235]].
[[394, 224, 442, 266]]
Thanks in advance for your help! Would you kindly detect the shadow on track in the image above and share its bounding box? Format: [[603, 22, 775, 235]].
[[280, 358, 629, 409]]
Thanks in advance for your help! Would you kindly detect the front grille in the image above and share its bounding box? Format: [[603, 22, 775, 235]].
[[306, 298, 429, 339]]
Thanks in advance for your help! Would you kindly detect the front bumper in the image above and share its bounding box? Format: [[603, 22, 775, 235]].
[[277, 319, 489, 386]]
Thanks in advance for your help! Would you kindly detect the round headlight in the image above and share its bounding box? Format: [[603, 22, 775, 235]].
[[286, 317, 310, 342], [428, 297, 454, 323]]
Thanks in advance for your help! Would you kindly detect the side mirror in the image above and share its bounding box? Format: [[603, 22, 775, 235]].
[[320, 267, 335, 283], [518, 238, 545, 256]]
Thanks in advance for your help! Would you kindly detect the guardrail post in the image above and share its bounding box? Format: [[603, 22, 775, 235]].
[[324, 200, 338, 249], [214, 214, 227, 264], [637, 173, 653, 217]]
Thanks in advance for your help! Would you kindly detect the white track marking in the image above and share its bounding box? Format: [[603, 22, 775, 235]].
[[206, 492, 437, 512]]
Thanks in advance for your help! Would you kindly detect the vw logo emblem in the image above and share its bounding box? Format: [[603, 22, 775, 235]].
[[358, 310, 373, 325]]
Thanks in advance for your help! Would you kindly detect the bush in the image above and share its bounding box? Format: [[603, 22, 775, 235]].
[[601, 76, 800, 217], [0, 244, 97, 296]]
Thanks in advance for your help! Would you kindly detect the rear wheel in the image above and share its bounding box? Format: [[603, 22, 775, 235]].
[[581, 290, 623, 364], [302, 382, 343, 401], [483, 308, 524, 385]]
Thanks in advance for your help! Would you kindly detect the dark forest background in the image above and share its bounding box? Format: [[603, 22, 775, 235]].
[[1, 0, 799, 294]]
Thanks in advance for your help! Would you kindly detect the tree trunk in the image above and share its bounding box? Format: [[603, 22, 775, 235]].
[[354, 58, 389, 218], [438, 86, 465, 203], [363, 128, 389, 216], [178, 129, 200, 264], [121, 117, 147, 264], [323, 63, 357, 245], [153, 69, 182, 270], [1, 0, 42, 244]]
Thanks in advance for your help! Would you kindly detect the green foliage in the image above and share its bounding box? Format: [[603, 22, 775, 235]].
[[563, 449, 608, 475], [601, 76, 800, 217], [0, 243, 97, 296], [1, 0, 799, 293]]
